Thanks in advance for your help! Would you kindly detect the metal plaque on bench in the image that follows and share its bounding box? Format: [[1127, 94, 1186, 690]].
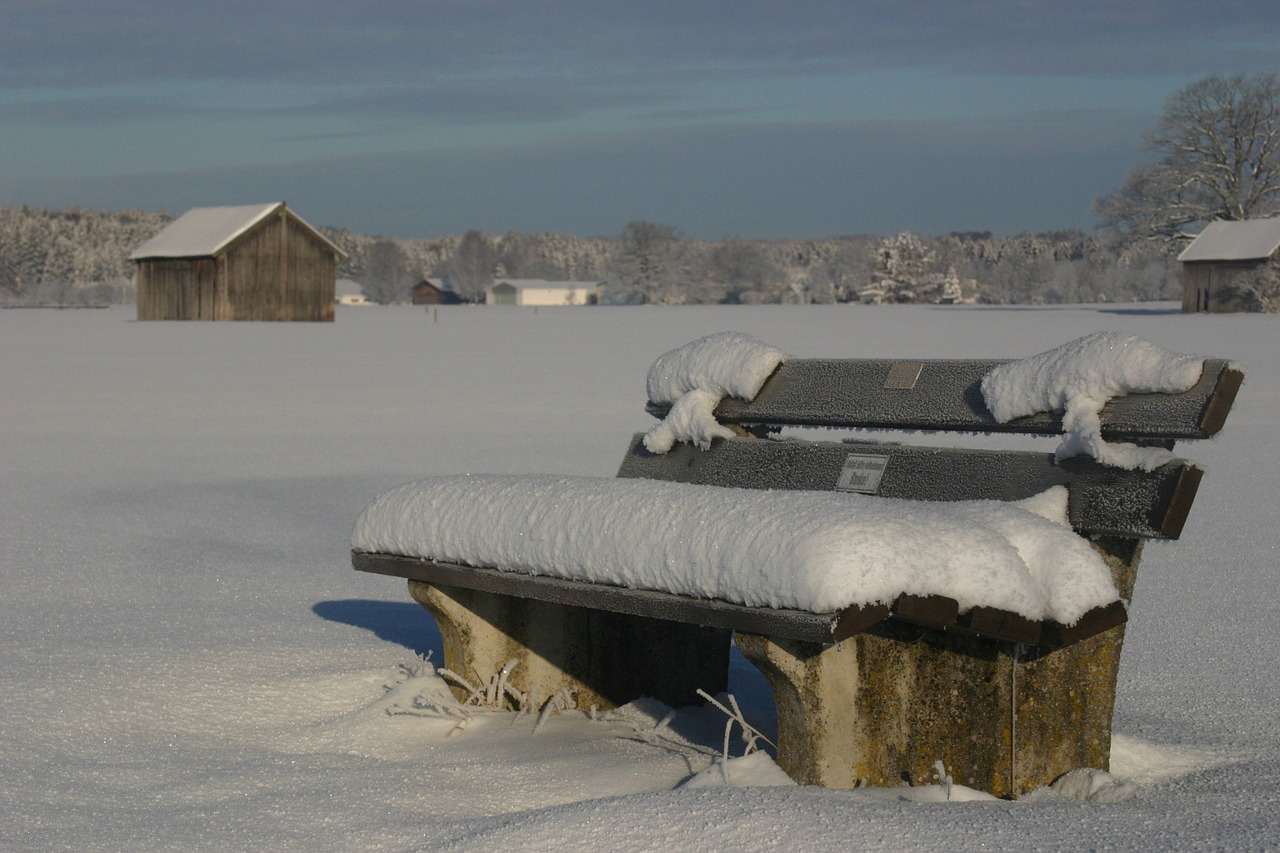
[[883, 361, 923, 390], [835, 453, 890, 494]]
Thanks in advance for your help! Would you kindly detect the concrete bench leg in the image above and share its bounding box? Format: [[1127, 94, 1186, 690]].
[[736, 624, 1126, 797], [735, 536, 1140, 797], [409, 579, 730, 711]]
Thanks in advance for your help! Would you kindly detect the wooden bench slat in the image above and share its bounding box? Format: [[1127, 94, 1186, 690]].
[[353, 551, 852, 644], [646, 358, 1242, 440], [616, 434, 1204, 539], [959, 607, 1043, 645], [1039, 600, 1129, 648], [891, 594, 960, 631], [352, 551, 1126, 649], [1198, 362, 1245, 435]]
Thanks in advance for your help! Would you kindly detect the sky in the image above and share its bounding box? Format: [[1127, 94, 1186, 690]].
[[3, 1, 1280, 240]]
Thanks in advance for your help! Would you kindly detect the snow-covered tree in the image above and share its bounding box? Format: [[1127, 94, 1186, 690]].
[[873, 232, 937, 302], [1214, 262, 1280, 312]]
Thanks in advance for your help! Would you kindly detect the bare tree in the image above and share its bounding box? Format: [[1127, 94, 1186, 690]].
[[609, 221, 691, 304], [496, 231, 562, 280], [812, 240, 876, 302], [363, 238, 416, 304], [1097, 73, 1280, 243], [440, 230, 496, 302], [702, 239, 783, 303], [0, 253, 20, 297]]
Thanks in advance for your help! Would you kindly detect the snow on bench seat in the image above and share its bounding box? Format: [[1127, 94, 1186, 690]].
[[352, 474, 1118, 627]]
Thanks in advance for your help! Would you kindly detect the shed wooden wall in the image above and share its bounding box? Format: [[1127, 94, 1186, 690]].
[[1181, 260, 1262, 313], [135, 258, 220, 320], [135, 210, 337, 321]]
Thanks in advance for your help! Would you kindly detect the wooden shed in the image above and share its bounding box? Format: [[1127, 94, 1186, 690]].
[[1178, 218, 1280, 313], [412, 279, 463, 305], [130, 202, 346, 321]]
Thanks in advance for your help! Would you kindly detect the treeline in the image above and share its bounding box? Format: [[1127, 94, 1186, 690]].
[[324, 222, 1181, 306], [0, 205, 1182, 307], [0, 206, 170, 305]]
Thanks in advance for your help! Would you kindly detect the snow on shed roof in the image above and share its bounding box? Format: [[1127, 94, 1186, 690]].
[[129, 203, 345, 260], [1177, 218, 1280, 262]]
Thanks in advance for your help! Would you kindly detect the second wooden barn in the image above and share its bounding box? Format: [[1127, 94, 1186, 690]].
[[131, 202, 346, 321], [1178, 218, 1280, 313]]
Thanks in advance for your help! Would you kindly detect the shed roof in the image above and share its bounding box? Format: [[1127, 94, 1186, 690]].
[[1177, 218, 1280, 262], [129, 203, 345, 260]]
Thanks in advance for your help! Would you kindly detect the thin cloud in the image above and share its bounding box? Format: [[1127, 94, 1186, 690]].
[[7, 108, 1148, 239], [4, 1, 1279, 88], [4, 0, 1278, 238]]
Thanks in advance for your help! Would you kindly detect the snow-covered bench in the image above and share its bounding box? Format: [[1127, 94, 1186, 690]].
[[352, 332, 1242, 798]]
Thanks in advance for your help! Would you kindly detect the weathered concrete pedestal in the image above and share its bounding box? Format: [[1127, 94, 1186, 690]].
[[734, 537, 1141, 798], [736, 623, 1125, 797], [410, 579, 730, 710]]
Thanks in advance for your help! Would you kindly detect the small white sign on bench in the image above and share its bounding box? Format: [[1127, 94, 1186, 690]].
[[835, 453, 890, 494]]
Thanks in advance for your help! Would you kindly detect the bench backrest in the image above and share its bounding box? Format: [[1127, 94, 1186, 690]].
[[616, 354, 1241, 645], [622, 357, 1243, 543], [645, 357, 1242, 440]]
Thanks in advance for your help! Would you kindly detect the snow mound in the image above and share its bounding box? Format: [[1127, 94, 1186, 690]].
[[352, 476, 1117, 624], [644, 332, 787, 453], [1022, 768, 1137, 803], [981, 332, 1205, 470], [681, 752, 797, 788], [1108, 734, 1235, 785]]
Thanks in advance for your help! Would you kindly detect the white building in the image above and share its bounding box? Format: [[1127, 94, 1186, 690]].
[[485, 279, 601, 306], [335, 279, 372, 306]]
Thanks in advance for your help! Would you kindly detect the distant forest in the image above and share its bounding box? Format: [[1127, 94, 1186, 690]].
[[0, 204, 1182, 307]]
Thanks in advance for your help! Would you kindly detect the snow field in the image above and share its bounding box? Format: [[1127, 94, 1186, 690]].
[[1, 303, 1277, 851]]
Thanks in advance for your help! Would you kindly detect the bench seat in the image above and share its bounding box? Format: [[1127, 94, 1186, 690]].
[[352, 472, 1126, 646]]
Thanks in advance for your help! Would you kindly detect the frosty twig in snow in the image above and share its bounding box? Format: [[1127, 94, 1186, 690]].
[[642, 331, 787, 453], [696, 689, 777, 762], [981, 332, 1206, 471], [391, 656, 585, 737], [532, 688, 577, 734], [933, 760, 954, 801]]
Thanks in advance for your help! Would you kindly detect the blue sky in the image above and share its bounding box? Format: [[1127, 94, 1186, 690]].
[[3, 1, 1279, 239]]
